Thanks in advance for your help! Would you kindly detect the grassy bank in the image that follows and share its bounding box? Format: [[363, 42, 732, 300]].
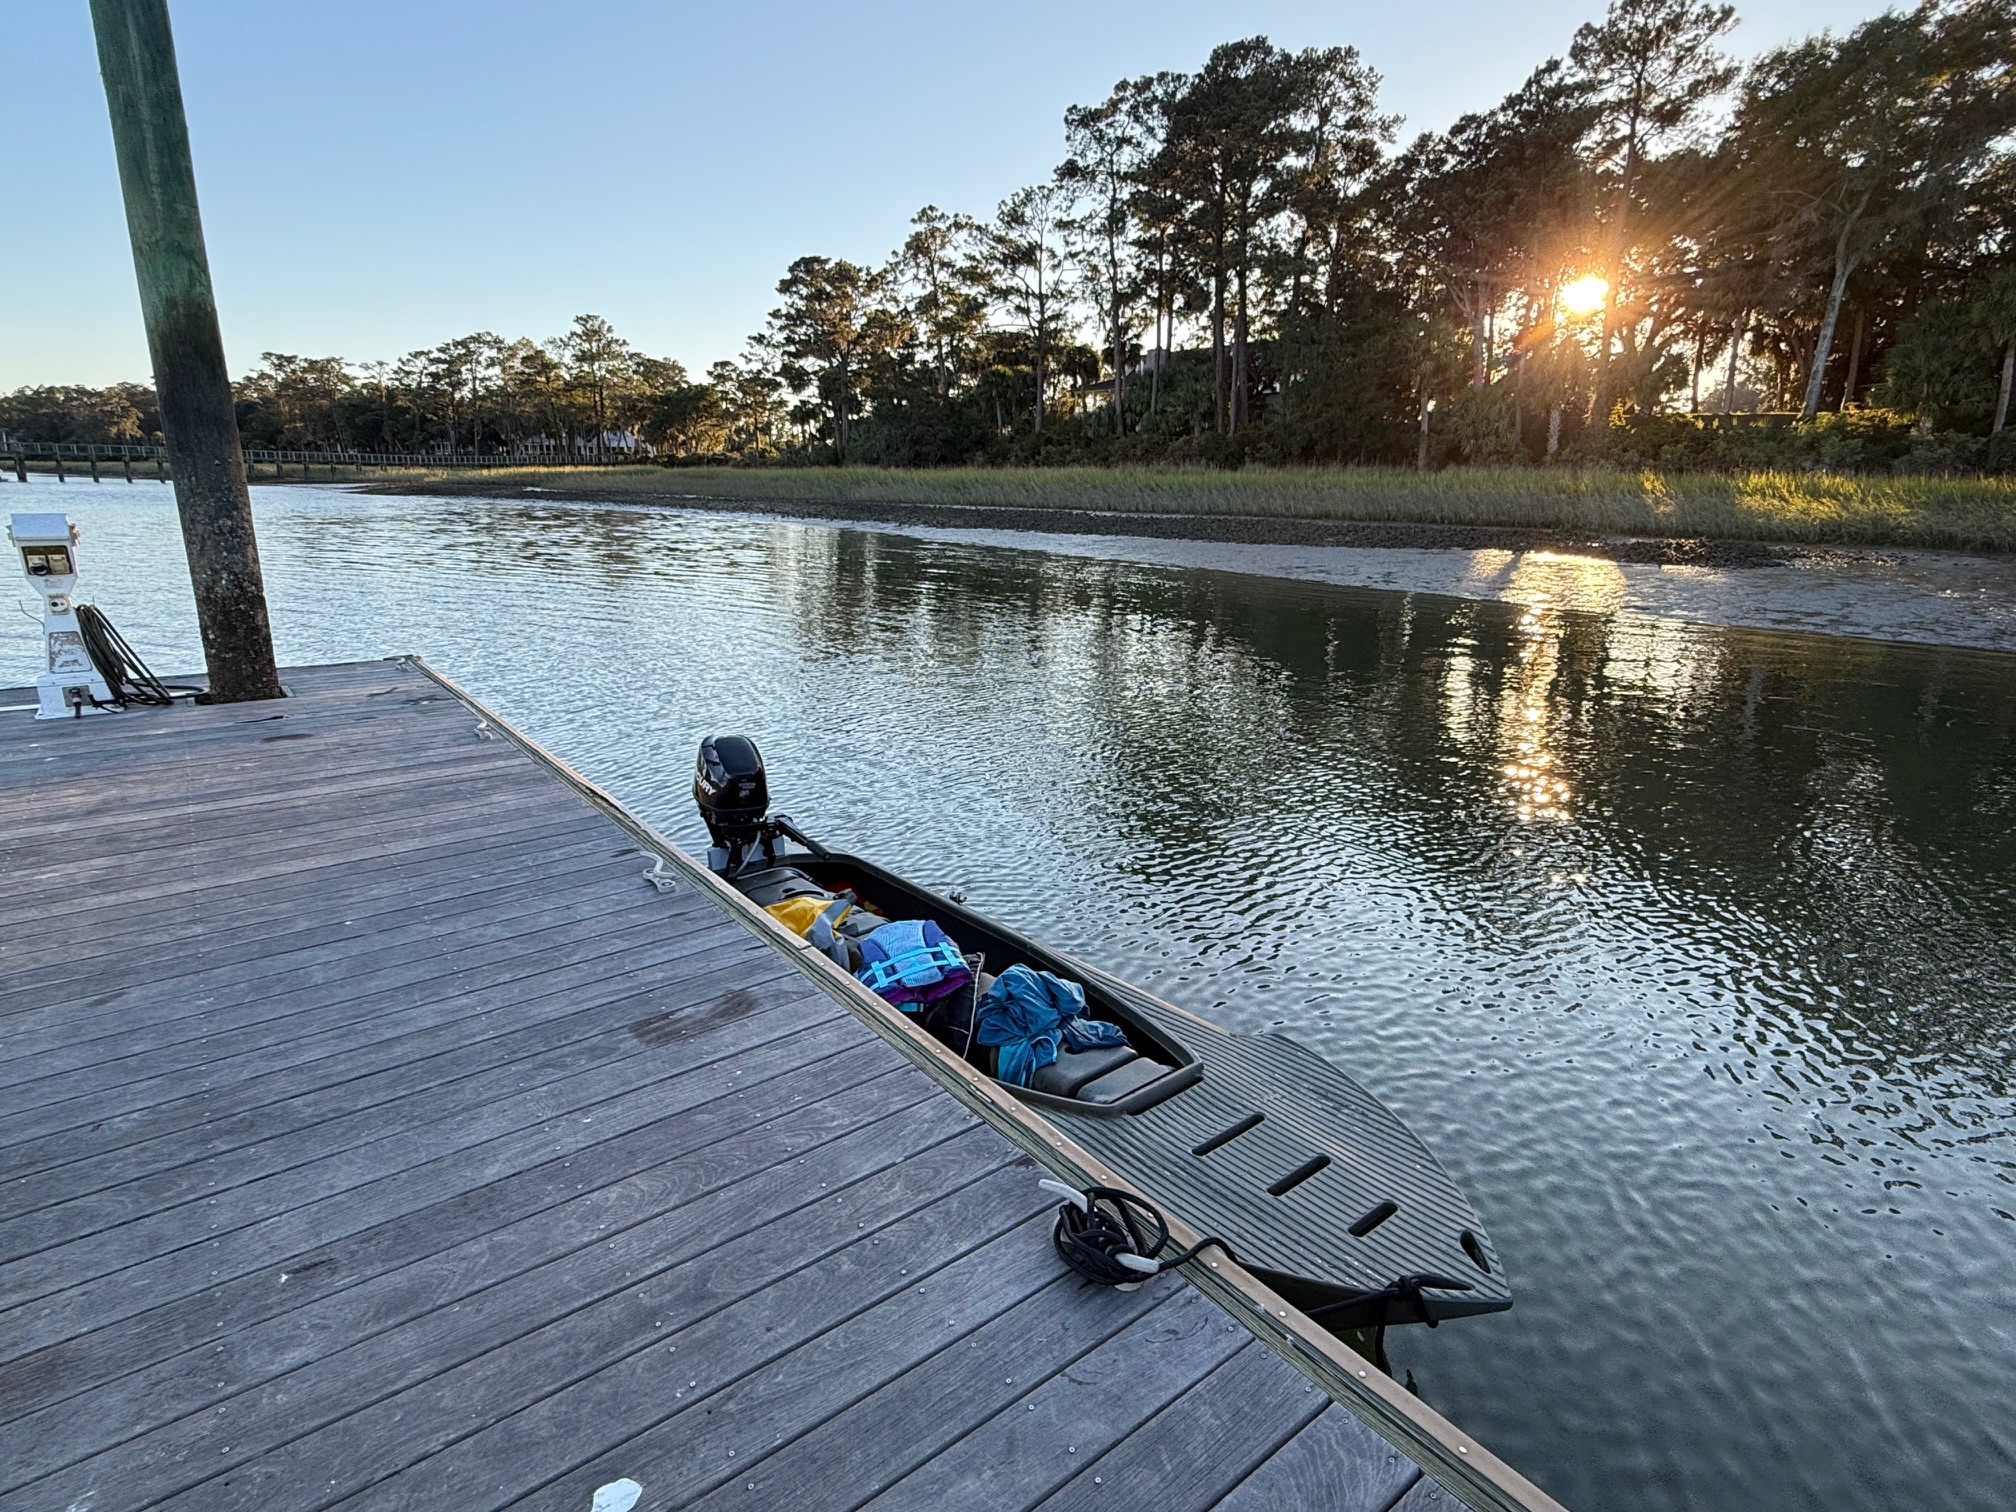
[[378, 463, 2016, 552]]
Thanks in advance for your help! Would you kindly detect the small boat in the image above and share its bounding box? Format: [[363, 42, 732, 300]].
[[694, 736, 1510, 1335]]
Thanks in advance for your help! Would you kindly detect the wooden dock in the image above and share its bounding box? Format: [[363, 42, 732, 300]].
[[0, 659, 1560, 1512]]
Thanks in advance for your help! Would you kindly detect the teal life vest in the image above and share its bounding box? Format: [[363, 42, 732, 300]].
[[855, 919, 969, 1007]]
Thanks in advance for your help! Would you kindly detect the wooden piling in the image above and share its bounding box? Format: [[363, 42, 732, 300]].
[[123, 450, 134, 482], [91, 0, 283, 703], [55, 452, 66, 482], [89, 450, 102, 483], [13, 450, 26, 483]]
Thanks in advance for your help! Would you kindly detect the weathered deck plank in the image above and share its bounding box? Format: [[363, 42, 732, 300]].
[[0, 820, 631, 979], [674, 1264, 1173, 1511], [0, 834, 653, 1021], [1211, 1404, 1426, 1511], [243, 1158, 1049, 1512], [0, 1051, 916, 1477], [3, 923, 743, 1120], [22, 1109, 996, 1512], [0, 999, 855, 1363], [1033, 1341, 1327, 1511], [1388, 1476, 1480, 1511], [0, 979, 837, 1316], [1, 952, 797, 1215], [861, 1285, 1252, 1512], [0, 886, 722, 1068], [0, 1057, 927, 1492], [0, 659, 1533, 1512], [0, 948, 808, 1185], [0, 968, 818, 1255]]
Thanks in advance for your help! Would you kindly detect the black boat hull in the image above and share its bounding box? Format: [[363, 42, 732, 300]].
[[729, 846, 1511, 1331]]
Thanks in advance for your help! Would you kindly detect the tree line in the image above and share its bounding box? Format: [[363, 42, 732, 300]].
[[0, 313, 715, 459], [8, 0, 2016, 473]]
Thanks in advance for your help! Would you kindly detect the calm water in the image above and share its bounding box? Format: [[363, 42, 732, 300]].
[[8, 478, 2014, 1512]]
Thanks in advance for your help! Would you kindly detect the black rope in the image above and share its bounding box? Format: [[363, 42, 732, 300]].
[[1304, 1270, 1477, 1329], [1050, 1185, 1245, 1288], [74, 603, 199, 709], [1306, 1270, 1477, 1375]]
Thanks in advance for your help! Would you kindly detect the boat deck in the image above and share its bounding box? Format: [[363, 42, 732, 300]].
[[0, 658, 1541, 1512]]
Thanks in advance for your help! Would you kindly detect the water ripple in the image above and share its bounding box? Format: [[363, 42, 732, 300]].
[[7, 479, 2014, 1512]]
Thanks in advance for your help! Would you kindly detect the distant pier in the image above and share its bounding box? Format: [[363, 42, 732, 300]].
[[0, 658, 1562, 1511], [2, 440, 645, 483]]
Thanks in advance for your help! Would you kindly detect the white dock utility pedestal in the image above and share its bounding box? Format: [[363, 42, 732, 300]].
[[9, 513, 115, 719]]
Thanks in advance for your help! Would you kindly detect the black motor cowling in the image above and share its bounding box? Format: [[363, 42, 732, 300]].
[[694, 735, 769, 850]]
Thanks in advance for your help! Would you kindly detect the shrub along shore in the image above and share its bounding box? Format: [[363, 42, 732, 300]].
[[365, 464, 2016, 556]]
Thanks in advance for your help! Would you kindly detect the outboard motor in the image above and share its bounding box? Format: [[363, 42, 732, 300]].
[[694, 736, 769, 867], [693, 736, 829, 875]]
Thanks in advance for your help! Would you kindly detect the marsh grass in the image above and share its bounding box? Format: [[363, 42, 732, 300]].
[[382, 463, 2016, 552]]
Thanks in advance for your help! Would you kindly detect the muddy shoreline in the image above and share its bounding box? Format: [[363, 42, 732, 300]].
[[363, 476, 2016, 653], [364, 476, 1787, 568]]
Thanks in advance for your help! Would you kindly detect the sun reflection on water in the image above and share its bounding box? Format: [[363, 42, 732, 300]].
[[1485, 551, 1629, 825], [1502, 603, 1574, 822]]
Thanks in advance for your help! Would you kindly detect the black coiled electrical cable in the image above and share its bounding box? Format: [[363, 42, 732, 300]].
[[74, 602, 199, 708], [1051, 1185, 1243, 1287]]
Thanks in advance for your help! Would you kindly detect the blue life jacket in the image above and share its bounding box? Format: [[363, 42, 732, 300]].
[[855, 919, 970, 1007]]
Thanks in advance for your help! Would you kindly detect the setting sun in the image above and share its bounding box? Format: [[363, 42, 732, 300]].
[[1560, 274, 1609, 315]]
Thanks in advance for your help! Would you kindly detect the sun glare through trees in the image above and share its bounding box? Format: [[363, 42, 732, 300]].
[[10, 0, 2016, 479]]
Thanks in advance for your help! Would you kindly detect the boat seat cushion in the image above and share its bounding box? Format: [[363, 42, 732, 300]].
[[737, 867, 829, 910], [1076, 1056, 1171, 1105], [1030, 1045, 1137, 1098]]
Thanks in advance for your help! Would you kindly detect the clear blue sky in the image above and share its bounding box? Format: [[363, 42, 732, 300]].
[[6, 0, 1883, 389]]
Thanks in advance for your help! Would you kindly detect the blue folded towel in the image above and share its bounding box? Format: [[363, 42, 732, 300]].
[[1062, 1014, 1128, 1052], [975, 965, 1127, 1086]]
